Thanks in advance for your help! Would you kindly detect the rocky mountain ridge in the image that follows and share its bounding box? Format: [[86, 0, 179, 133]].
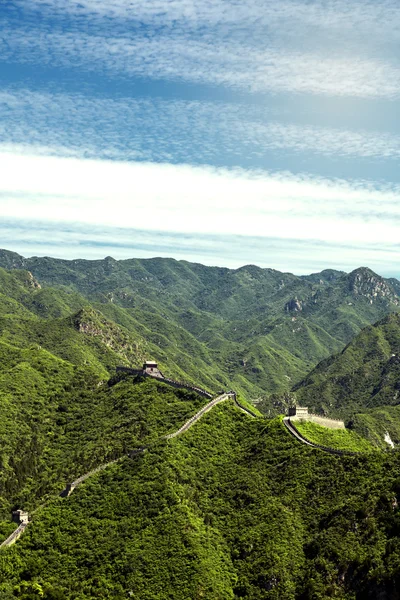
[[0, 249, 399, 401]]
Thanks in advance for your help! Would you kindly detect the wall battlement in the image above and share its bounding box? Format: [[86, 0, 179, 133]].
[[0, 522, 29, 548], [288, 405, 345, 429], [116, 365, 213, 398], [284, 418, 358, 455]]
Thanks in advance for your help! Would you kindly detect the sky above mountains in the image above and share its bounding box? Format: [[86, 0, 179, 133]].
[[1, 0, 400, 275]]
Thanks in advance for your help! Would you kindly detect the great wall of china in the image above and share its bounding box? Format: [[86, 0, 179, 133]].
[[283, 418, 360, 457], [288, 405, 345, 429], [1, 384, 241, 548], [116, 364, 213, 399], [0, 362, 359, 549]]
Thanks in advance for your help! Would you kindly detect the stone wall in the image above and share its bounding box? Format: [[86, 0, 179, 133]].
[[0, 522, 28, 548], [0, 382, 248, 551], [116, 366, 213, 399], [291, 413, 345, 430], [308, 414, 345, 430], [284, 418, 358, 456], [233, 396, 259, 418], [289, 405, 308, 418], [12, 510, 29, 524]]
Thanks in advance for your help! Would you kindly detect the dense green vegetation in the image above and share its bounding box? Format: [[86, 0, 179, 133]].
[[294, 313, 400, 420], [1, 249, 399, 400], [293, 421, 375, 452], [0, 266, 231, 395], [0, 368, 208, 519], [0, 404, 400, 599], [2, 250, 400, 597], [346, 405, 400, 450]]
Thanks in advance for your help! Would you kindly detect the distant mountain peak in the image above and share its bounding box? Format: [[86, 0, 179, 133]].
[[347, 267, 399, 305], [0, 249, 25, 269], [301, 268, 346, 284]]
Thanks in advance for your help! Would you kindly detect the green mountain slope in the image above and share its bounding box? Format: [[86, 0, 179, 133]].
[[1, 402, 400, 599], [1, 249, 399, 400], [0, 267, 228, 393], [1, 255, 400, 597], [0, 364, 209, 518], [293, 312, 400, 420]]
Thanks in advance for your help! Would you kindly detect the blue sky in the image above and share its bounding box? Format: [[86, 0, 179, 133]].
[[1, 0, 400, 276]]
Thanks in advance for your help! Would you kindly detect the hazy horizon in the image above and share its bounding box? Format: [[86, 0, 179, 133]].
[[3, 244, 399, 280]]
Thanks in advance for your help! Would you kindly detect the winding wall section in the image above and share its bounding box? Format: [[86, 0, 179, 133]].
[[0, 523, 29, 549], [1, 379, 362, 549], [1, 386, 247, 548], [116, 367, 213, 398], [165, 393, 233, 439], [283, 417, 360, 456]]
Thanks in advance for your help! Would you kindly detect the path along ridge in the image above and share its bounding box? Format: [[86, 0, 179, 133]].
[[2, 381, 362, 549], [1, 388, 251, 548], [283, 417, 360, 456]]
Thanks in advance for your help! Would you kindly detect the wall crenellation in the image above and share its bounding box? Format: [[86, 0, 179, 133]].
[[288, 405, 345, 429], [116, 363, 213, 398]]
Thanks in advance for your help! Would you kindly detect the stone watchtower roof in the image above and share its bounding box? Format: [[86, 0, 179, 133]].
[[142, 361, 162, 375]]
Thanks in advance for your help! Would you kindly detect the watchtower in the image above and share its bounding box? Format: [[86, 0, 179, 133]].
[[12, 510, 29, 525], [288, 405, 309, 419], [142, 361, 163, 377]]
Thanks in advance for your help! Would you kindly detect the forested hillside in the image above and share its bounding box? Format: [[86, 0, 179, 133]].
[[1, 249, 399, 401], [292, 312, 400, 448], [0, 266, 231, 394], [1, 400, 400, 599], [1, 252, 400, 597], [0, 368, 208, 520], [294, 313, 400, 414]]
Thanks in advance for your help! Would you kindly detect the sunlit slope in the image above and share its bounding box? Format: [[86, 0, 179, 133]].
[[0, 268, 228, 392], [1, 250, 400, 399], [1, 404, 399, 599], [0, 364, 209, 518], [293, 313, 400, 418]]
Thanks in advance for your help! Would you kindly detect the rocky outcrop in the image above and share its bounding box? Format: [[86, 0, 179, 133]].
[[348, 268, 399, 305], [72, 308, 146, 364], [285, 297, 303, 312], [25, 271, 41, 289]]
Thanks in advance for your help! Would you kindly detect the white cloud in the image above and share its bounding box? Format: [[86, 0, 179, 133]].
[[2, 89, 400, 163], [2, 217, 400, 275], [1, 148, 400, 248], [2, 18, 400, 99], [14, 0, 400, 43]]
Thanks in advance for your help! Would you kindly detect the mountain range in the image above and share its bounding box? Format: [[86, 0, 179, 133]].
[[2, 249, 400, 598], [0, 249, 399, 405]]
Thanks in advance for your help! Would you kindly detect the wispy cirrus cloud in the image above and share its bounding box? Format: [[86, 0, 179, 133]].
[[2, 11, 400, 99], [2, 89, 400, 165], [12, 0, 400, 45], [2, 1, 400, 274]]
